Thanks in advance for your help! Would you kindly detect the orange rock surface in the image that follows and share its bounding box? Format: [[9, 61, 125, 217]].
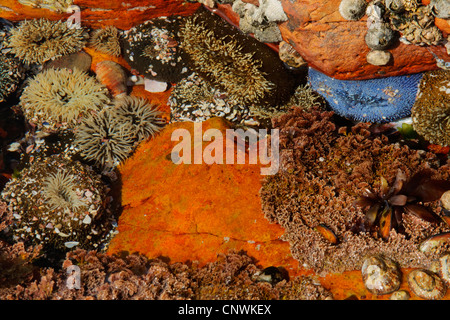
[[107, 118, 301, 274], [0, 0, 200, 29], [213, 0, 447, 80]]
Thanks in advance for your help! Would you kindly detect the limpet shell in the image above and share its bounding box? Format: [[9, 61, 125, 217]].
[[390, 290, 410, 300], [366, 50, 392, 66], [407, 269, 446, 300], [430, 254, 450, 285], [361, 255, 401, 295]]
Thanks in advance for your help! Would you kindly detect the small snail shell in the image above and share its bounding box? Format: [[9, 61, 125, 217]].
[[361, 255, 402, 295], [407, 269, 447, 300]]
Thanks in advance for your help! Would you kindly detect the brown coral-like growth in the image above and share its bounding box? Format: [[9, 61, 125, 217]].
[[260, 106, 450, 274], [0, 249, 332, 300]]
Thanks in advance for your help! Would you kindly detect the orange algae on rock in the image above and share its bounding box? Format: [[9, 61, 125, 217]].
[[107, 118, 299, 272], [0, 0, 201, 29]]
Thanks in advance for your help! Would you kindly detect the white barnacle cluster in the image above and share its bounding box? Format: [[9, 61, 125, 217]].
[[231, 0, 288, 43]]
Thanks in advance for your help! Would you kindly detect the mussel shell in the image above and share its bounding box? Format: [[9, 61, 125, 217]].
[[361, 255, 401, 295], [315, 224, 338, 244], [407, 269, 446, 300]]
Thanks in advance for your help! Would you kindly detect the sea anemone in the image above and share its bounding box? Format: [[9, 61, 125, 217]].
[[0, 154, 113, 251], [121, 17, 189, 83], [74, 107, 135, 171], [178, 8, 298, 107], [308, 67, 423, 123], [5, 18, 88, 65], [112, 96, 166, 143], [88, 26, 122, 57], [411, 69, 450, 146], [20, 68, 110, 129], [0, 54, 24, 103], [43, 169, 87, 210], [353, 169, 450, 240]]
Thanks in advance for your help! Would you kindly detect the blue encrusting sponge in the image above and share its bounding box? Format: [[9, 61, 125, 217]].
[[308, 67, 423, 123]]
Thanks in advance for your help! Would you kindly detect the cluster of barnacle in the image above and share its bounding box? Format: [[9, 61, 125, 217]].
[[339, 0, 447, 66]]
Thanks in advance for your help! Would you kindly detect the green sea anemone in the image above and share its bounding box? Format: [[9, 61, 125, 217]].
[[112, 96, 166, 143], [88, 26, 122, 57], [74, 107, 135, 171], [411, 69, 450, 146], [178, 8, 298, 107], [0, 155, 113, 251], [5, 18, 88, 65], [20, 68, 110, 129]]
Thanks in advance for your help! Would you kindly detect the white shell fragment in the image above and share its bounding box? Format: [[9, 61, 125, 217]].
[[64, 241, 80, 248], [82, 215, 92, 224], [144, 78, 168, 93]]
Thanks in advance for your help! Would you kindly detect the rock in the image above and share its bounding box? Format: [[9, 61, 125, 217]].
[[0, 0, 201, 29], [107, 118, 299, 272], [277, 0, 446, 80], [213, 0, 445, 80]]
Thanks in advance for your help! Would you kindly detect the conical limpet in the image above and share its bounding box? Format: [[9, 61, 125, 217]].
[[407, 269, 446, 300], [361, 255, 402, 295]]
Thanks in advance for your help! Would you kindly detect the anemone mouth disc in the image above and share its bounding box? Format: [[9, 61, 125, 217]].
[[308, 67, 423, 123]]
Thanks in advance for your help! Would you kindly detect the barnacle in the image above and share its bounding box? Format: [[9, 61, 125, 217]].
[[339, 0, 367, 21], [353, 169, 450, 240]]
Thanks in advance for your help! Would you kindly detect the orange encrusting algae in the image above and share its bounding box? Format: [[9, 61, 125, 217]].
[[107, 118, 301, 274]]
